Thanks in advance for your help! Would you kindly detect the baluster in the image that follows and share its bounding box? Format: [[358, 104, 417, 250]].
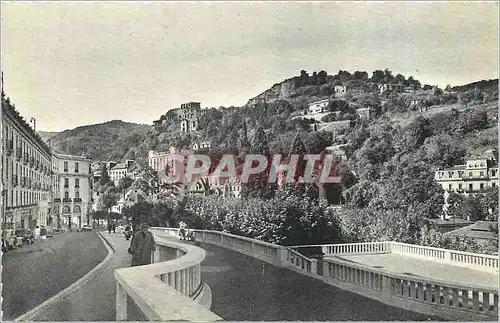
[[423, 283, 431, 302], [417, 282, 424, 300], [492, 293, 499, 313], [452, 288, 460, 308], [184, 268, 189, 296], [175, 271, 180, 291], [472, 291, 480, 311], [462, 289, 471, 309]]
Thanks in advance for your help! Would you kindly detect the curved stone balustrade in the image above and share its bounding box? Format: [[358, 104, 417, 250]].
[[148, 227, 498, 320], [323, 256, 498, 320], [114, 237, 221, 321], [293, 241, 499, 273]]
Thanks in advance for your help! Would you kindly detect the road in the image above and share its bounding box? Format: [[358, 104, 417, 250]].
[[198, 242, 441, 321], [1, 231, 108, 320]]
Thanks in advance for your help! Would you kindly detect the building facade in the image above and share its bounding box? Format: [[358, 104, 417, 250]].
[[108, 160, 141, 186], [435, 157, 498, 194], [307, 99, 330, 114], [334, 85, 348, 95], [2, 95, 52, 230], [179, 102, 202, 133], [51, 151, 93, 230]]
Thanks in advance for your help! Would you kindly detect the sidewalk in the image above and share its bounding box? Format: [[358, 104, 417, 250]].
[[30, 232, 132, 321]]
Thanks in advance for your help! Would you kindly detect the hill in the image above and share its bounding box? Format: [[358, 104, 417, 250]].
[[40, 120, 153, 164]]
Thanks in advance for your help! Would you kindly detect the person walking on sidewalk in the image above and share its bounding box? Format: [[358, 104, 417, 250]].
[[129, 222, 156, 267], [34, 226, 41, 241], [112, 223, 116, 234], [107, 223, 112, 234]]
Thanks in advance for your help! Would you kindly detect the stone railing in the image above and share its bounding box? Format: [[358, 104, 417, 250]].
[[296, 241, 498, 273], [390, 242, 498, 273], [323, 256, 498, 321], [285, 248, 317, 274], [320, 241, 392, 255], [114, 237, 221, 321], [150, 227, 315, 274]]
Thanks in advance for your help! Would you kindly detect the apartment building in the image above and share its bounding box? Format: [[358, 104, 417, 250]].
[[51, 151, 92, 230], [435, 155, 498, 194], [2, 95, 52, 230], [148, 147, 192, 184], [108, 160, 141, 186]]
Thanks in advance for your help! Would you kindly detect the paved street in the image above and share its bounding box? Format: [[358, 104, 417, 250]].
[[197, 242, 440, 321], [1, 231, 108, 320], [326, 253, 497, 288], [31, 231, 131, 321]]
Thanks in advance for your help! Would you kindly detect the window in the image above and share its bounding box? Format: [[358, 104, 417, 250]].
[[75, 179, 79, 188], [75, 162, 79, 173], [74, 205, 81, 213], [75, 191, 80, 198], [480, 171, 484, 177], [469, 172, 473, 177], [469, 184, 473, 191], [492, 170, 497, 177], [64, 161, 68, 172], [493, 183, 497, 188], [448, 184, 452, 191], [64, 191, 69, 199], [480, 183, 484, 190], [458, 171, 463, 178], [459, 184, 462, 190], [448, 172, 453, 178], [62, 206, 70, 214], [64, 178, 69, 188]]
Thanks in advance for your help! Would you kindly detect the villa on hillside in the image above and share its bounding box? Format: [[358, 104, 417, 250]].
[[378, 83, 405, 94], [334, 85, 348, 96], [307, 99, 330, 114], [153, 102, 205, 133], [435, 150, 499, 219], [192, 141, 211, 152]]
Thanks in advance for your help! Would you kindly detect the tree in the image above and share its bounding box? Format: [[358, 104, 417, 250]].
[[99, 190, 119, 214], [251, 126, 269, 155], [99, 165, 111, 185], [118, 176, 134, 194]]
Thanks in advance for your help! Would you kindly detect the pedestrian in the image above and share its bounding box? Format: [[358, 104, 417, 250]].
[[34, 225, 41, 241], [40, 226, 47, 240], [112, 223, 116, 234], [129, 222, 156, 267], [179, 221, 187, 240], [108, 223, 112, 234]]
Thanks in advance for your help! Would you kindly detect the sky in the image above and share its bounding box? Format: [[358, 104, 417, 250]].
[[1, 1, 498, 132]]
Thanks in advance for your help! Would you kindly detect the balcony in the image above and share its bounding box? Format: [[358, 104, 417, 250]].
[[63, 198, 72, 203], [73, 198, 82, 202], [53, 198, 61, 203]]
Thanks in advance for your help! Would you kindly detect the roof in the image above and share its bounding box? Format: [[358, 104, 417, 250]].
[[429, 218, 474, 226], [309, 99, 330, 105], [110, 162, 128, 170], [446, 221, 497, 240]]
